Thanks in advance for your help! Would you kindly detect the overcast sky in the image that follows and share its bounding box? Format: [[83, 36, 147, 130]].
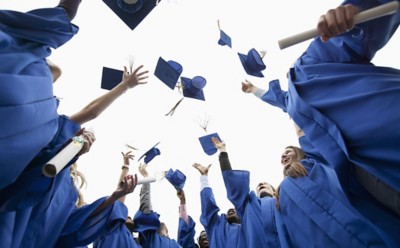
[[3, 0, 400, 244]]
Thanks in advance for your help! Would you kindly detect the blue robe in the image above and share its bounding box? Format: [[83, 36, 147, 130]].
[[222, 170, 292, 248], [0, 7, 79, 189], [260, 0, 400, 241], [199, 187, 245, 248], [93, 202, 140, 248], [285, 0, 400, 194], [133, 211, 181, 248], [0, 115, 80, 248], [177, 216, 197, 248]]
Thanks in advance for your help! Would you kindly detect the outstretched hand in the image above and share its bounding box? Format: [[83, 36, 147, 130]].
[[138, 163, 149, 178], [317, 4, 359, 42], [122, 65, 149, 89], [212, 137, 226, 153], [114, 174, 138, 199], [121, 151, 134, 165], [193, 163, 212, 176], [241, 79, 254, 93]]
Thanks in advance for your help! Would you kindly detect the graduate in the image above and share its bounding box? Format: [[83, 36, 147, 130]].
[[211, 137, 293, 248], [192, 163, 246, 248], [132, 163, 182, 248], [93, 151, 141, 248], [276, 131, 400, 247], [0, 0, 81, 190], [244, 0, 400, 217], [0, 46, 148, 248], [165, 169, 199, 248]]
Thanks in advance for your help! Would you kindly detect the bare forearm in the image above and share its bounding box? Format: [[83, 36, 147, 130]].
[[90, 193, 118, 216], [117, 167, 130, 203], [69, 82, 127, 125]]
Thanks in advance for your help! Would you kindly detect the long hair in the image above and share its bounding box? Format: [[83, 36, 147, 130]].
[[70, 163, 87, 208], [276, 146, 307, 210]]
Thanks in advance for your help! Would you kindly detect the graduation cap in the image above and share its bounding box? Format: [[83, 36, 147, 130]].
[[217, 20, 232, 48], [218, 29, 232, 48], [238, 48, 266, 78], [101, 67, 123, 90], [133, 211, 161, 233], [154, 57, 183, 90], [165, 169, 186, 191], [181, 76, 206, 101], [198, 132, 221, 155], [138, 142, 160, 164], [102, 0, 161, 30]]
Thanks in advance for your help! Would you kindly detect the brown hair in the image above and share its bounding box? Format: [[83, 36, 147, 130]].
[[70, 163, 87, 208], [276, 146, 307, 210]]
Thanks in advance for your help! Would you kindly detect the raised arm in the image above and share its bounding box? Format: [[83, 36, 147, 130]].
[[193, 163, 221, 235], [241, 79, 267, 98], [177, 190, 197, 248], [91, 174, 137, 216], [138, 163, 152, 214], [212, 137, 232, 171], [117, 151, 135, 203], [69, 65, 149, 125]]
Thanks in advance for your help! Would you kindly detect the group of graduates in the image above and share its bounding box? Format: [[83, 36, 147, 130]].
[[1, 0, 400, 247]]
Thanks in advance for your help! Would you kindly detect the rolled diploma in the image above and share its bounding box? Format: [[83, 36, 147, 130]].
[[42, 135, 84, 178], [137, 177, 157, 184], [278, 1, 399, 49]]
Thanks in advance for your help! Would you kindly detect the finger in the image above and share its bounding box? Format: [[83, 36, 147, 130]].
[[207, 164, 212, 169], [343, 4, 356, 30], [137, 71, 149, 77], [334, 6, 348, 34], [133, 65, 144, 74], [124, 66, 128, 75]]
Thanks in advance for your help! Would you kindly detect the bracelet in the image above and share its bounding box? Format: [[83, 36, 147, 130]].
[[122, 165, 130, 170]]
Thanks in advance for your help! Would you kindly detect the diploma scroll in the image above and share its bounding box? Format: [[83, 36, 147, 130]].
[[278, 1, 399, 50], [42, 128, 94, 178]]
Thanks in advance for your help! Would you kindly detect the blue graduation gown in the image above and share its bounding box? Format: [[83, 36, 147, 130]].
[[0, 114, 80, 211], [279, 156, 398, 247], [0, 7, 78, 189], [286, 0, 400, 193], [93, 202, 140, 248], [222, 170, 291, 248], [133, 211, 181, 248], [57, 198, 122, 248], [296, 136, 400, 247], [0, 115, 80, 248], [177, 216, 197, 248], [199, 187, 245, 248]]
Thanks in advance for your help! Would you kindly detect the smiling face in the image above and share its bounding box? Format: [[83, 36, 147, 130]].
[[198, 230, 209, 248], [256, 182, 275, 198], [281, 147, 298, 168], [226, 208, 240, 224]]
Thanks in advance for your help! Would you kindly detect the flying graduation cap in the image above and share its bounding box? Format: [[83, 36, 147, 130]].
[[238, 48, 266, 78], [102, 0, 161, 30], [217, 20, 232, 48], [165, 168, 186, 191], [181, 76, 207, 101], [138, 142, 161, 164], [198, 132, 221, 155], [101, 67, 123, 90], [154, 57, 183, 90]]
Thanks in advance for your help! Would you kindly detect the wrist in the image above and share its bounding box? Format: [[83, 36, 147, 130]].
[[122, 165, 129, 170]]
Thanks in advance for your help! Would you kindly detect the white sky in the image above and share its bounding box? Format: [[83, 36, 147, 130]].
[[3, 0, 399, 245]]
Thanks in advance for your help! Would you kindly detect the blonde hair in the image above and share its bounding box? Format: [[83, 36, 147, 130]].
[[70, 163, 87, 208]]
